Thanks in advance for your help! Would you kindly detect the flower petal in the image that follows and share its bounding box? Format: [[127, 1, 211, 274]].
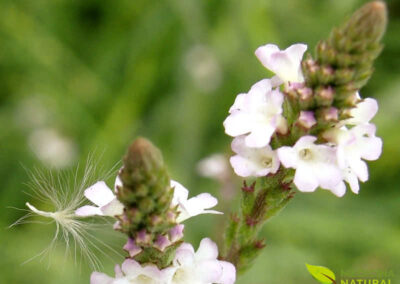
[[293, 165, 319, 192], [277, 146, 297, 168], [121, 259, 142, 278], [223, 111, 252, 137], [100, 198, 124, 216], [255, 43, 307, 83], [195, 238, 219, 261], [347, 97, 378, 125], [84, 181, 115, 207], [90, 272, 114, 284], [244, 124, 275, 148], [75, 205, 103, 217], [187, 193, 218, 211], [217, 261, 237, 284], [230, 155, 256, 177], [123, 238, 142, 257], [331, 181, 347, 197], [171, 180, 189, 206]]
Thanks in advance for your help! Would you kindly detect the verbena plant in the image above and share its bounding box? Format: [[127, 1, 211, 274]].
[[17, 2, 387, 283]]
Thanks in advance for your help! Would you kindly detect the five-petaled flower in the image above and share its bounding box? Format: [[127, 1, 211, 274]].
[[277, 136, 343, 196], [223, 79, 286, 148], [255, 43, 307, 84], [171, 180, 222, 223], [172, 238, 236, 284], [75, 181, 124, 217], [230, 136, 280, 177]]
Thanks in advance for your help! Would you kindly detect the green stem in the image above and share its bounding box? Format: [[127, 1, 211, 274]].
[[223, 169, 294, 273]]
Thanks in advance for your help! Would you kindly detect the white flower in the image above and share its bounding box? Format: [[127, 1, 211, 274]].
[[171, 180, 222, 223], [345, 97, 378, 125], [230, 136, 280, 177], [333, 167, 361, 196], [91, 259, 176, 284], [255, 43, 307, 84], [75, 181, 124, 217], [223, 79, 285, 148], [277, 136, 342, 194], [325, 124, 382, 187], [197, 154, 229, 179], [172, 238, 236, 284]]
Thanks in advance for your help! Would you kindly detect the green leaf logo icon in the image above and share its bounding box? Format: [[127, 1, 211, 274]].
[[306, 263, 336, 284]]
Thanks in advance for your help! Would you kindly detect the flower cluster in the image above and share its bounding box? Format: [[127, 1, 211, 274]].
[[91, 238, 235, 284], [74, 174, 235, 283], [224, 43, 382, 197]]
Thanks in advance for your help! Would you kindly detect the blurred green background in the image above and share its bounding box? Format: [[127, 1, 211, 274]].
[[1, 0, 399, 283]]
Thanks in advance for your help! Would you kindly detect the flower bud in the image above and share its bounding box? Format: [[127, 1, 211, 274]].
[[316, 65, 334, 85], [302, 57, 319, 85], [297, 86, 314, 109], [317, 107, 339, 123], [154, 235, 172, 252], [335, 68, 355, 84], [169, 224, 184, 243], [296, 111, 316, 129], [124, 238, 142, 257], [315, 86, 334, 107], [115, 138, 181, 268]]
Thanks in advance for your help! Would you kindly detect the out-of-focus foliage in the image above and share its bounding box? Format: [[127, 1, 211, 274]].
[[0, 0, 399, 283]]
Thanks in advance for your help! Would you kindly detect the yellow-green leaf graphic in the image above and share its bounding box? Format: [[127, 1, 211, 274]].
[[306, 263, 336, 284]]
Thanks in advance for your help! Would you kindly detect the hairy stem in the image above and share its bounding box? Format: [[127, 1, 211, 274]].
[[223, 169, 294, 273]]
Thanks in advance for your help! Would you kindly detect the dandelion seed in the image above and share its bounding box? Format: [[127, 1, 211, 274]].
[[11, 156, 124, 270]]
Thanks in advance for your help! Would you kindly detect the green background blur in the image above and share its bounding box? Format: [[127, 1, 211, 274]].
[[1, 0, 399, 283]]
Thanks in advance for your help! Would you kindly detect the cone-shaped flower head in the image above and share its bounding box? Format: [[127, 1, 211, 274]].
[[117, 138, 176, 236], [116, 138, 180, 268], [302, 1, 387, 110]]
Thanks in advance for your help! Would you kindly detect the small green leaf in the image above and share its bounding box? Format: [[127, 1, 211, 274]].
[[306, 263, 336, 284]]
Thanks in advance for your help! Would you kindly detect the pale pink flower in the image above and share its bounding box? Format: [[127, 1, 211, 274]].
[[223, 79, 285, 148], [91, 259, 176, 284], [172, 238, 236, 284], [255, 43, 307, 84], [345, 97, 378, 126], [230, 136, 280, 177], [325, 124, 382, 186], [277, 136, 342, 194], [75, 181, 124, 217], [171, 180, 222, 223]]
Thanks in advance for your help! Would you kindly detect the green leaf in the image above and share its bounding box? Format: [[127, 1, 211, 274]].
[[306, 263, 336, 284]]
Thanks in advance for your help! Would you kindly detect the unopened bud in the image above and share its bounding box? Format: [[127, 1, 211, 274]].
[[315, 86, 334, 107], [344, 92, 359, 107], [276, 116, 288, 135], [344, 1, 387, 48], [297, 111, 316, 129], [154, 235, 171, 252], [123, 238, 142, 257], [317, 65, 335, 85], [136, 229, 151, 245], [169, 224, 184, 243], [316, 41, 336, 64], [340, 108, 353, 120], [318, 107, 339, 123], [297, 87, 314, 109], [150, 215, 163, 226], [335, 68, 355, 84]]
